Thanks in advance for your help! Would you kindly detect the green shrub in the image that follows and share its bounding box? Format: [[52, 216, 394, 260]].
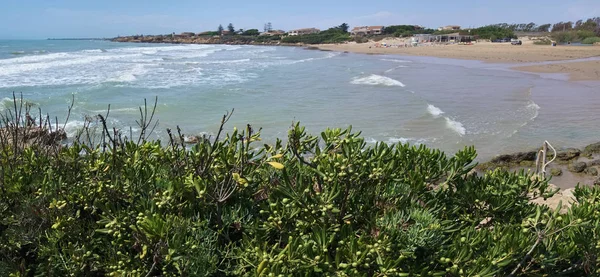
[[551, 31, 577, 43], [281, 29, 350, 44], [582, 36, 600, 44], [534, 38, 552, 45], [1, 99, 600, 276], [577, 30, 597, 40]]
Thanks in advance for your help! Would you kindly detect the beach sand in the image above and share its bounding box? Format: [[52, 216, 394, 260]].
[[317, 40, 600, 81], [513, 60, 600, 81]]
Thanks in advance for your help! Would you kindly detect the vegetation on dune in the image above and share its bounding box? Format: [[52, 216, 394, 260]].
[[582, 37, 600, 44], [2, 96, 600, 276], [383, 25, 435, 37], [468, 26, 517, 40], [533, 38, 552, 45], [549, 18, 600, 42], [281, 25, 351, 44]]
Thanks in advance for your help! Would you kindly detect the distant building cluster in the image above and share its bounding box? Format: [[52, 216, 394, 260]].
[[438, 25, 461, 31], [288, 28, 320, 36], [174, 24, 462, 38], [350, 26, 385, 36]]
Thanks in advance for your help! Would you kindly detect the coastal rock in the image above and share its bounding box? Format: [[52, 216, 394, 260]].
[[588, 159, 600, 167], [489, 151, 537, 165], [0, 127, 66, 146], [568, 161, 587, 173], [183, 135, 201, 144], [585, 167, 599, 176], [583, 142, 600, 155], [530, 187, 576, 214], [550, 168, 563, 176], [556, 148, 581, 161]]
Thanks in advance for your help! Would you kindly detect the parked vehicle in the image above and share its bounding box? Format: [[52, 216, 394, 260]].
[[511, 40, 522, 45]]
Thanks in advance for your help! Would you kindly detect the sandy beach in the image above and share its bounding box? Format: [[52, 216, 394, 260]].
[[317, 39, 600, 81]]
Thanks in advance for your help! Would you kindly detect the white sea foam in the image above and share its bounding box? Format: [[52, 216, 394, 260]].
[[63, 120, 86, 138], [199, 58, 250, 64], [107, 64, 148, 83], [351, 74, 406, 87], [527, 100, 540, 120], [91, 107, 139, 113], [365, 137, 427, 145], [384, 65, 408, 73], [365, 137, 378, 144], [380, 58, 412, 63], [444, 117, 466, 136], [290, 52, 339, 64], [427, 104, 445, 118]]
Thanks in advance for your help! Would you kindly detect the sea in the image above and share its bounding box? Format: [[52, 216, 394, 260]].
[[1, 39, 599, 160]]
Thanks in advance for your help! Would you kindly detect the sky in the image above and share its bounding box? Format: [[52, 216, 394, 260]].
[[0, 0, 598, 39]]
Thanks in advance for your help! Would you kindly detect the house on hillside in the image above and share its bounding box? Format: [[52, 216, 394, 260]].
[[438, 25, 461, 31], [350, 26, 385, 36], [260, 30, 286, 36], [288, 28, 320, 36]]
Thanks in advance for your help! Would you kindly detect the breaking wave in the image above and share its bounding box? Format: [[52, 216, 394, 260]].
[[380, 58, 412, 63], [527, 100, 540, 121], [445, 117, 466, 136], [384, 65, 408, 73], [427, 104, 445, 118], [365, 137, 428, 145], [350, 74, 406, 87]]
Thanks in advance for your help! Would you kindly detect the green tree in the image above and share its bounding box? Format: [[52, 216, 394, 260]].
[[339, 23, 349, 32], [227, 23, 235, 33], [242, 29, 260, 36], [536, 24, 551, 32], [218, 24, 224, 34]]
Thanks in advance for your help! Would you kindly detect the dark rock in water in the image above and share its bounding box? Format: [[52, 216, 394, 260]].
[[556, 148, 581, 161], [584, 142, 600, 154], [585, 167, 598, 176], [183, 135, 201, 144], [0, 127, 66, 146], [568, 161, 587, 173], [490, 151, 538, 164], [588, 159, 600, 167], [550, 168, 563, 176]]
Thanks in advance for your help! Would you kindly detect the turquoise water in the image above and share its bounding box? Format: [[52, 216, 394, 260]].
[[1, 39, 599, 160]]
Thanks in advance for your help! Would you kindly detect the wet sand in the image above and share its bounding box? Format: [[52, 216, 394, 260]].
[[513, 60, 600, 81]]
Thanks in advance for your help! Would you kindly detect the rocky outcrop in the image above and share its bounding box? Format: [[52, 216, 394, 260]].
[[585, 167, 598, 176], [111, 35, 297, 46], [583, 142, 600, 155], [568, 161, 587, 173], [0, 127, 66, 146], [588, 159, 600, 167], [556, 148, 581, 161], [490, 151, 537, 164], [550, 168, 563, 176], [530, 185, 575, 214]]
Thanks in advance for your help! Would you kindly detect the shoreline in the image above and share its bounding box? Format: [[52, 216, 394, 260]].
[[315, 41, 600, 81], [109, 36, 600, 81]]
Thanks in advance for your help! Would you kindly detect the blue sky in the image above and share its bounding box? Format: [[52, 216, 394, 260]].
[[1, 0, 598, 38]]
